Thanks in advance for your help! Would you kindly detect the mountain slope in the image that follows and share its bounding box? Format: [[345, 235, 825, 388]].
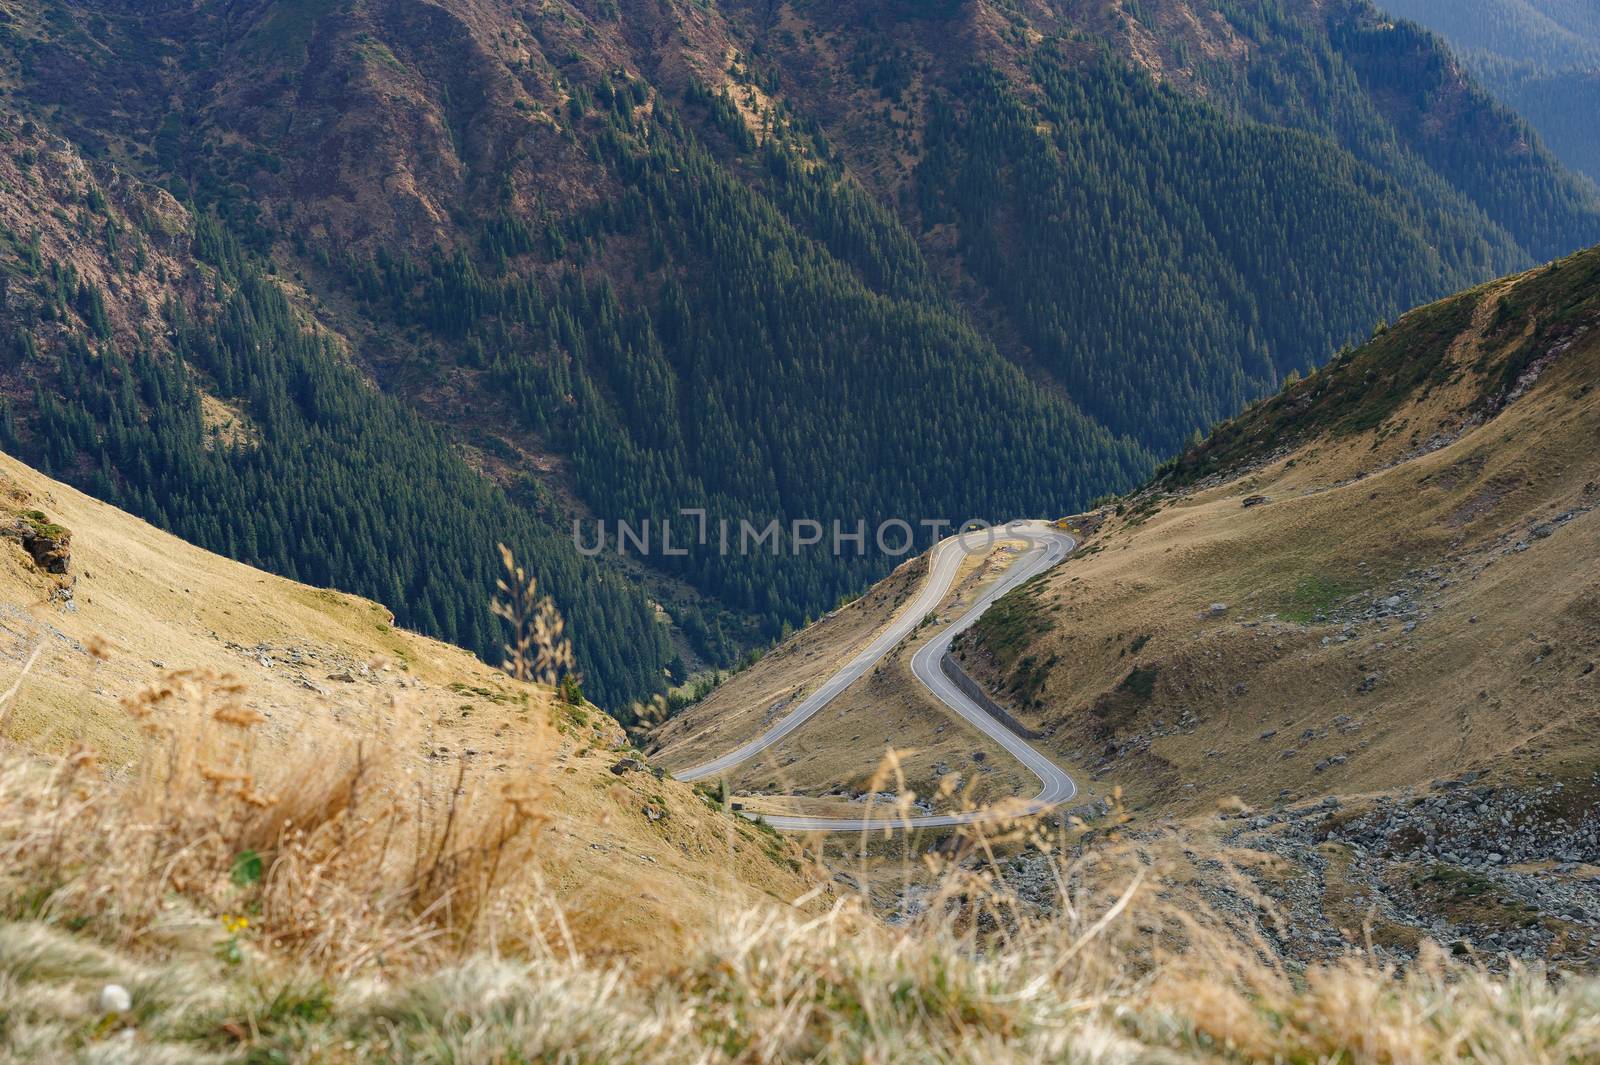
[[660, 241, 1600, 820], [0, 445, 814, 961], [757, 0, 1600, 449], [1378, 0, 1600, 185], [1375, 0, 1600, 67], [962, 242, 1600, 817], [0, 119, 673, 707], [2, 0, 1599, 702], [3, 438, 1599, 1065], [651, 245, 1600, 969]]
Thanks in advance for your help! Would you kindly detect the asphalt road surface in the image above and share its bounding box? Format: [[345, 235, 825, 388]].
[[674, 522, 1079, 832]]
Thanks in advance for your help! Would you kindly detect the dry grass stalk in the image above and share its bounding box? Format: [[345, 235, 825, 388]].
[[491, 542, 574, 686]]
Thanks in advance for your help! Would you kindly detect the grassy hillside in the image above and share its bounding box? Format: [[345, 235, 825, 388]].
[[964, 244, 1600, 817], [4, 453, 1600, 1060], [659, 245, 1600, 972], [4, 291, 1600, 1063], [652, 539, 1040, 817], [0, 448, 814, 967], [665, 242, 1600, 820]]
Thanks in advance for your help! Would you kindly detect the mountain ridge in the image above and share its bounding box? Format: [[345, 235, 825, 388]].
[[1376, 0, 1600, 185]]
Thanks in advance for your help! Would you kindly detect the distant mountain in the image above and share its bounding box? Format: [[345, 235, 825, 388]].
[[2, 0, 1599, 707], [1377, 0, 1600, 66], [1378, 0, 1600, 184], [0, 122, 674, 707]]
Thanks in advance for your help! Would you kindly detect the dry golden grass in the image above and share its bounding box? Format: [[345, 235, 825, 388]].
[[2, 467, 1599, 1061], [6, 255, 1600, 1055], [958, 282, 1600, 817], [0, 550, 578, 982], [0, 451, 814, 970], [4, 740, 1599, 1064]]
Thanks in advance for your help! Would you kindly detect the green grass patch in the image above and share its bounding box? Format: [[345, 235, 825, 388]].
[[21, 510, 68, 540], [1279, 573, 1356, 624], [244, 0, 334, 62], [973, 588, 1052, 668], [1090, 665, 1161, 737], [1163, 292, 1476, 484], [1007, 652, 1058, 708], [1118, 665, 1158, 700]]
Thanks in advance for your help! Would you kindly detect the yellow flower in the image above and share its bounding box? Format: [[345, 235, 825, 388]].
[[220, 914, 250, 935]]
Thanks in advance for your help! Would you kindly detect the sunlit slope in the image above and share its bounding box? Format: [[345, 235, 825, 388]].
[[961, 247, 1600, 814], [0, 449, 815, 961]]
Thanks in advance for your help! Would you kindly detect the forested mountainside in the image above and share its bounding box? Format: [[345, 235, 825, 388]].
[[0, 124, 671, 706], [1, 0, 1598, 708], [1378, 0, 1600, 184]]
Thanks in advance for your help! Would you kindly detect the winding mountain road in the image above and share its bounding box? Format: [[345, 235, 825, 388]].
[[673, 522, 1078, 832]]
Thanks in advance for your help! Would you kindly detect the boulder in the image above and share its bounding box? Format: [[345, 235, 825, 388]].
[[2, 512, 71, 574]]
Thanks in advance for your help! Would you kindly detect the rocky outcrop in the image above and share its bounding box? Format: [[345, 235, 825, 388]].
[[2, 511, 71, 574]]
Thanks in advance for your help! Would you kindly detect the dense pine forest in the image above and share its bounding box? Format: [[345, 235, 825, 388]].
[[1377, 0, 1600, 184], [344, 89, 1151, 635], [1, 216, 670, 708], [2, 0, 1600, 709]]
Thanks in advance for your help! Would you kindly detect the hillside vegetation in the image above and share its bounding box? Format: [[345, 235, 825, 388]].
[[967, 243, 1600, 817], [0, 118, 676, 708], [0, 448, 813, 969], [660, 244, 1600, 972], [3, 452, 1600, 1060], [0, 0, 1598, 706], [1379, 0, 1600, 184], [945, 243, 1600, 967]]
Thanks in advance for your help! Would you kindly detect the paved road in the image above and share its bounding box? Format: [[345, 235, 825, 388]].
[[673, 522, 1078, 832]]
